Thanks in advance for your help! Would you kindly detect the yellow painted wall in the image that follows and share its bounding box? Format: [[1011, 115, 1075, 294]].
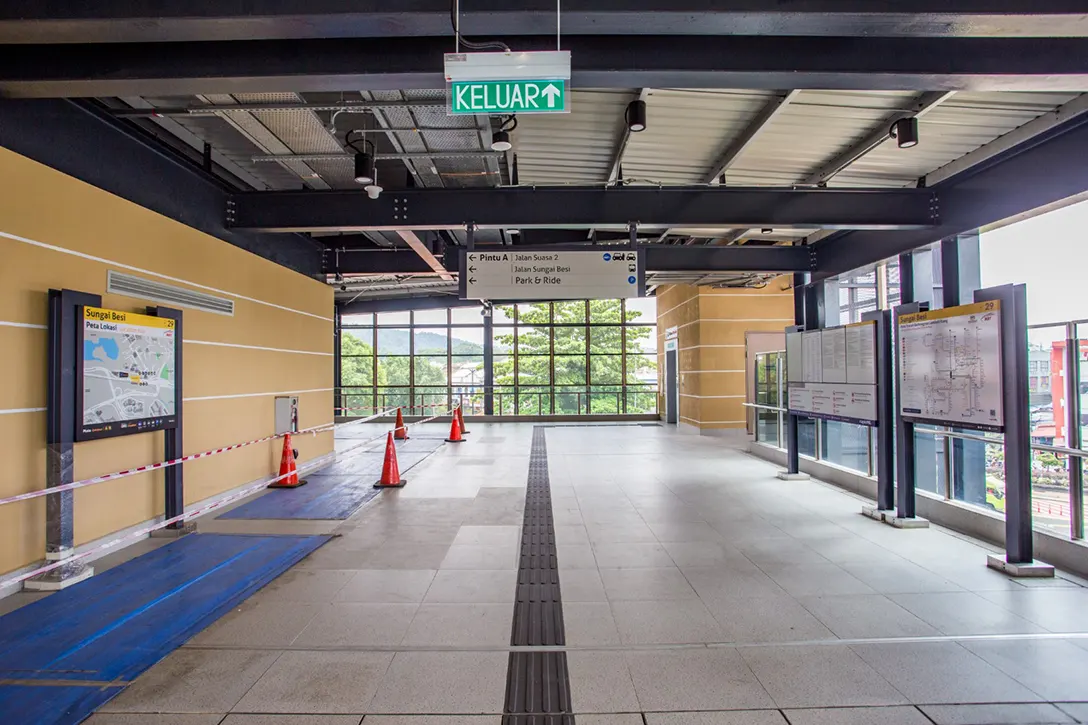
[[656, 280, 793, 431], [0, 147, 334, 575]]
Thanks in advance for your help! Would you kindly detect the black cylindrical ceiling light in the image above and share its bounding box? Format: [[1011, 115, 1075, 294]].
[[891, 117, 919, 149], [353, 150, 375, 185], [491, 130, 512, 152], [626, 100, 647, 132]]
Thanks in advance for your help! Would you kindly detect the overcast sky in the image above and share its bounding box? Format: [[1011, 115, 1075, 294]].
[[980, 198, 1088, 344]]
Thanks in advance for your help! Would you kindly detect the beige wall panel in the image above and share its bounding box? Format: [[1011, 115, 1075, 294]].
[[0, 147, 334, 575], [698, 371, 747, 397], [693, 346, 747, 371], [0, 326, 47, 411], [0, 413, 48, 573], [0, 148, 330, 318], [183, 345, 332, 399], [0, 238, 331, 356], [692, 320, 794, 347], [698, 397, 746, 423]]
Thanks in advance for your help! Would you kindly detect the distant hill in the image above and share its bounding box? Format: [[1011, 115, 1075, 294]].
[[372, 329, 488, 357]]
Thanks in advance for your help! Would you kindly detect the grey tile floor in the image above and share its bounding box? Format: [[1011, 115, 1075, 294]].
[[60, 422, 1088, 724]]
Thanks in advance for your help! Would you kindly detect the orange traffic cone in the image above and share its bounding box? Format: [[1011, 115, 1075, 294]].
[[445, 413, 464, 443], [394, 407, 409, 440], [456, 405, 470, 435], [268, 433, 307, 488], [374, 432, 407, 488]]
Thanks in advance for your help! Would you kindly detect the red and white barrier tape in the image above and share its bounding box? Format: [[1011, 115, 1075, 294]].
[[0, 462, 313, 590], [0, 405, 460, 589], [337, 407, 458, 456], [0, 408, 396, 508], [334, 402, 450, 413]]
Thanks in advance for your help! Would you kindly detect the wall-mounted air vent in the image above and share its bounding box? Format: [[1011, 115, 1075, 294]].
[[107, 270, 235, 316]]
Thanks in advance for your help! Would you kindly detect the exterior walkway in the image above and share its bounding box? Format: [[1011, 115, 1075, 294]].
[[85, 423, 1088, 725]]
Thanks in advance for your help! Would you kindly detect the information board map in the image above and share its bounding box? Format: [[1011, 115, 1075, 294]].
[[80, 307, 177, 440], [898, 300, 1003, 432], [786, 321, 878, 425]]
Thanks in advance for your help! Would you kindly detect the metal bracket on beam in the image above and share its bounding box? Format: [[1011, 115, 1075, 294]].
[[466, 223, 476, 251], [628, 221, 638, 250]]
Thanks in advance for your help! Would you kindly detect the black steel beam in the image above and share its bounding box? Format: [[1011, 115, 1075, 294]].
[[230, 186, 936, 233], [813, 112, 1088, 280], [3, 35, 1088, 98], [340, 295, 479, 315], [3, 2, 1087, 43], [0, 98, 322, 276], [334, 244, 811, 274]]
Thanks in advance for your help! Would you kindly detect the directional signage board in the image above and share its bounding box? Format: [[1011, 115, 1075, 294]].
[[445, 50, 572, 116], [449, 79, 567, 115], [460, 250, 644, 300]]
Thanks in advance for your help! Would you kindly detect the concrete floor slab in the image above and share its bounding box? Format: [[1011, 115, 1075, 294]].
[[252, 568, 355, 603], [221, 716, 362, 725], [99, 649, 279, 713], [600, 567, 697, 601], [556, 543, 599, 569], [851, 642, 1043, 705], [188, 600, 321, 647], [794, 594, 940, 639], [423, 569, 516, 603], [740, 644, 909, 709], [919, 703, 1076, 724], [781, 706, 931, 725], [591, 542, 675, 568], [888, 592, 1045, 635], [645, 712, 789, 725], [86, 716, 226, 725], [334, 569, 437, 603], [367, 651, 508, 714], [558, 568, 608, 602], [562, 602, 622, 645], [401, 603, 513, 646], [439, 544, 519, 570], [232, 651, 392, 714], [611, 598, 722, 644], [959, 638, 1088, 702], [567, 650, 640, 713], [452, 525, 522, 547], [625, 648, 776, 711], [703, 594, 836, 644], [292, 603, 417, 646]]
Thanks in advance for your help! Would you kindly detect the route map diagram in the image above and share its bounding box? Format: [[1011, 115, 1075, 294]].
[[898, 300, 1003, 431], [80, 307, 177, 438]]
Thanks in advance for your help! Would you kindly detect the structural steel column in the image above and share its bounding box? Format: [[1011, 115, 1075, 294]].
[[333, 304, 343, 417], [942, 233, 986, 507], [483, 312, 495, 416], [785, 273, 807, 474], [153, 306, 185, 529], [1066, 322, 1084, 539], [27, 288, 101, 590]]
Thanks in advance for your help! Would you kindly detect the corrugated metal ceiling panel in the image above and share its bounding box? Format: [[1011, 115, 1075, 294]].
[[515, 89, 632, 185], [622, 89, 778, 185], [834, 90, 1080, 187], [727, 90, 917, 186]]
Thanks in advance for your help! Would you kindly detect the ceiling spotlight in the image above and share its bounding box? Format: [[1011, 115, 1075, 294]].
[[353, 151, 375, 185], [626, 100, 647, 132], [491, 130, 512, 152], [890, 117, 919, 149], [761, 228, 772, 234]]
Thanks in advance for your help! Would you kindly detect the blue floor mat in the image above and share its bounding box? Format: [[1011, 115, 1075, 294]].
[[0, 532, 328, 725], [221, 437, 445, 520]]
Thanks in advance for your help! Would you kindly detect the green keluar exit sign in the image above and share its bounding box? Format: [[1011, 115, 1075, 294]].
[[449, 79, 568, 115]]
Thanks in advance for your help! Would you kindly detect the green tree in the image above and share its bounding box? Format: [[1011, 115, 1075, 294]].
[[494, 300, 656, 415]]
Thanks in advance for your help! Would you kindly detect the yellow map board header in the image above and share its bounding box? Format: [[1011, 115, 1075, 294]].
[[84, 306, 175, 329], [899, 299, 1000, 326]]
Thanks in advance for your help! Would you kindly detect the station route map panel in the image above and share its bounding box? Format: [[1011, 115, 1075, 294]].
[[79, 306, 177, 440], [897, 300, 1004, 432]]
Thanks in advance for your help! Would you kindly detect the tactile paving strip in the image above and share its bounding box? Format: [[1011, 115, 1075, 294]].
[[503, 427, 574, 724]]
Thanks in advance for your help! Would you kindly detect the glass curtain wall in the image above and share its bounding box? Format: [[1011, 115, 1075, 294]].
[[339, 298, 657, 417]]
